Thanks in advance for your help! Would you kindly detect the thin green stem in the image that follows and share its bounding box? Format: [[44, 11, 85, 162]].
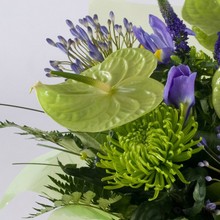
[[203, 147, 220, 165], [0, 103, 44, 113], [38, 143, 81, 157], [208, 164, 220, 174], [12, 162, 59, 166], [50, 71, 111, 93]]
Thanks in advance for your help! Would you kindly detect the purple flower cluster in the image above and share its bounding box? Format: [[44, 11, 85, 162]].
[[157, 0, 192, 57], [45, 12, 136, 76], [214, 32, 220, 66]]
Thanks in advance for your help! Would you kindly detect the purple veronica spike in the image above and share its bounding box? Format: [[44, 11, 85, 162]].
[[164, 64, 196, 117], [214, 32, 220, 66], [157, 0, 192, 56], [133, 14, 174, 63]]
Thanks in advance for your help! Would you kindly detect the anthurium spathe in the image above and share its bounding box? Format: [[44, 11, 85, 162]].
[[33, 48, 164, 132], [163, 64, 196, 117]]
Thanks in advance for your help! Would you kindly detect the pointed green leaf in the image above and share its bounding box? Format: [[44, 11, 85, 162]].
[[34, 48, 163, 132], [48, 205, 119, 220], [212, 68, 220, 118], [182, 0, 220, 51]]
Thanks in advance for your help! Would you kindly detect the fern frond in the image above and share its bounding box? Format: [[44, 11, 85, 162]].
[[29, 173, 123, 219], [0, 120, 103, 157]]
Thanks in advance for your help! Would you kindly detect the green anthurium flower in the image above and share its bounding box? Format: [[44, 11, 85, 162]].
[[192, 26, 218, 52], [182, 0, 220, 51], [33, 48, 164, 132], [212, 68, 220, 118]]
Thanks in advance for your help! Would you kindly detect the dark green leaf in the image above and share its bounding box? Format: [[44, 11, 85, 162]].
[[130, 195, 171, 220], [207, 182, 220, 201]]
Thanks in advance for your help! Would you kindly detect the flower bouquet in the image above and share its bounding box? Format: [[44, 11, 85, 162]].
[[1, 0, 220, 219]]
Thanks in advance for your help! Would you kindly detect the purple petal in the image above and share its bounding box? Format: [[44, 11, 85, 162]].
[[169, 73, 196, 107], [164, 65, 196, 111], [149, 14, 174, 48], [75, 25, 90, 41], [156, 47, 174, 63], [133, 26, 157, 52], [87, 41, 104, 62]]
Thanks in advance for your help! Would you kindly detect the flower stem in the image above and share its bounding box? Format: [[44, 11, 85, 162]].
[[50, 70, 111, 93], [0, 103, 44, 113]]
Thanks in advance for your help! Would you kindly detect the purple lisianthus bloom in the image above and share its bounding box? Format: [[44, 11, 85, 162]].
[[133, 14, 174, 63], [164, 64, 196, 117]]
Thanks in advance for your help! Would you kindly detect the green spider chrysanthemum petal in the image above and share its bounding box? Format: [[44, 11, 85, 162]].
[[96, 103, 203, 200]]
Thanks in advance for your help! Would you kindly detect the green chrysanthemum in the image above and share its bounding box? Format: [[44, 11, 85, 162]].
[[97, 103, 203, 200]]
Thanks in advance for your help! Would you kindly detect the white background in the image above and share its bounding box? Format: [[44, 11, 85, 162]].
[[0, 0, 186, 219]]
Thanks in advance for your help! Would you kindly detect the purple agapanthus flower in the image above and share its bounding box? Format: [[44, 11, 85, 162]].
[[164, 64, 196, 117], [45, 11, 136, 76], [133, 14, 174, 63]]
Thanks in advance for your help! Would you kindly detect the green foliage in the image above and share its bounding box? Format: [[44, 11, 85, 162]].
[[182, 0, 220, 51], [182, 47, 220, 131], [212, 68, 220, 119], [28, 173, 123, 218], [130, 194, 172, 220], [192, 27, 217, 52], [207, 182, 220, 202], [0, 120, 102, 157]]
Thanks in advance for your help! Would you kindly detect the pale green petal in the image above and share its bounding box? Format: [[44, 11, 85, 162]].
[[34, 48, 164, 132], [182, 0, 220, 35], [48, 205, 119, 220], [212, 68, 220, 118], [0, 151, 84, 209], [192, 26, 218, 51], [182, 0, 220, 51]]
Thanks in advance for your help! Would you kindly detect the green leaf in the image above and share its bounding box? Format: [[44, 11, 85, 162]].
[[212, 68, 220, 118], [183, 176, 206, 216], [182, 0, 220, 35], [33, 48, 163, 132], [48, 205, 120, 220], [182, 0, 220, 51], [130, 195, 171, 220], [213, 213, 220, 220], [207, 182, 220, 201], [192, 26, 218, 51]]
